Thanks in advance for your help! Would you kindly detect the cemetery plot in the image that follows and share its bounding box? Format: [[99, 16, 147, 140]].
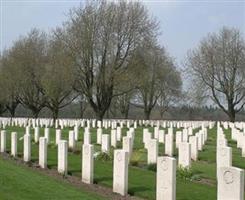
[[0, 119, 245, 200]]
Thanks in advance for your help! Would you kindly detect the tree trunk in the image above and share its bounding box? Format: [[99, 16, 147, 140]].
[[96, 111, 105, 121], [32, 109, 40, 118], [160, 110, 164, 119], [124, 110, 129, 119], [144, 109, 151, 120], [52, 108, 59, 122], [228, 102, 236, 122]]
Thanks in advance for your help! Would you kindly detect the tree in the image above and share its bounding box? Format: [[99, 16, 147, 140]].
[[186, 27, 245, 122], [78, 94, 87, 119], [157, 59, 182, 118], [0, 50, 20, 117], [131, 39, 181, 120], [42, 35, 77, 121], [55, 0, 159, 120], [9, 29, 47, 118]]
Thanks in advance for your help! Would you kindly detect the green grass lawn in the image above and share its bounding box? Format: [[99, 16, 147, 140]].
[[1, 124, 243, 199], [0, 157, 105, 200]]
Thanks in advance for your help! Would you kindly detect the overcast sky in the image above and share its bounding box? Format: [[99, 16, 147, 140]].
[[1, 0, 245, 66]]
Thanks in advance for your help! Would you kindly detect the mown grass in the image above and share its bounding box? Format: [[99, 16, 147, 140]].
[[0, 157, 105, 200], [3, 124, 243, 199]]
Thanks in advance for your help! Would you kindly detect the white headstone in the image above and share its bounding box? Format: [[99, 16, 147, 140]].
[[11, 132, 17, 157], [44, 128, 50, 144], [102, 134, 110, 153], [34, 127, 40, 143], [189, 136, 198, 161], [147, 139, 158, 164], [158, 130, 165, 143], [157, 156, 176, 200], [69, 130, 76, 149], [218, 166, 244, 200], [0, 130, 6, 153], [113, 150, 129, 196], [96, 128, 102, 144], [116, 127, 122, 141], [84, 130, 91, 145], [82, 144, 94, 184], [56, 129, 61, 145], [111, 129, 117, 148], [175, 131, 183, 149], [23, 134, 31, 162], [178, 142, 191, 168], [39, 137, 47, 168], [165, 133, 173, 156], [58, 140, 68, 175]]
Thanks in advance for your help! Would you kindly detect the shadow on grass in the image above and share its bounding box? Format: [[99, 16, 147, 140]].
[[94, 176, 112, 184], [128, 186, 150, 196]]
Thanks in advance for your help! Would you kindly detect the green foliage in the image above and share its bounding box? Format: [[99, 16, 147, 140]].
[[177, 166, 193, 181], [147, 163, 157, 172], [95, 152, 113, 162]]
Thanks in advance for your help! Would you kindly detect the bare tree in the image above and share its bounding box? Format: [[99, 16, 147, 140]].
[[131, 39, 181, 120], [42, 35, 77, 121], [55, 0, 159, 120], [186, 27, 245, 122], [78, 94, 87, 119], [11, 29, 48, 118], [157, 59, 182, 118], [0, 50, 20, 117]]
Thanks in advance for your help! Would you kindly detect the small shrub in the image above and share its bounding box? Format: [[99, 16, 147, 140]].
[[177, 166, 193, 181], [131, 160, 139, 167], [147, 163, 157, 172], [191, 174, 202, 181], [95, 152, 113, 162]]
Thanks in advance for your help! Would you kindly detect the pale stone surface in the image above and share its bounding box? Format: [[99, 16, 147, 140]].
[[154, 127, 159, 139], [101, 134, 110, 153], [143, 130, 152, 149], [68, 130, 75, 149], [116, 127, 122, 141], [58, 140, 68, 175], [165, 133, 173, 156], [178, 142, 191, 168], [39, 137, 47, 168], [25, 126, 30, 135], [183, 129, 188, 142], [44, 128, 50, 144], [157, 156, 176, 200], [96, 128, 102, 144], [127, 128, 135, 142], [218, 166, 244, 200], [34, 127, 40, 143], [189, 136, 198, 161], [217, 146, 232, 170], [113, 150, 129, 196], [147, 139, 158, 164], [74, 125, 79, 141], [197, 132, 203, 150], [111, 129, 117, 148], [56, 129, 61, 145], [0, 130, 6, 153], [23, 134, 31, 162], [175, 131, 183, 149], [158, 130, 165, 143], [11, 132, 17, 157], [84, 130, 91, 145], [123, 136, 132, 158], [82, 144, 94, 184]]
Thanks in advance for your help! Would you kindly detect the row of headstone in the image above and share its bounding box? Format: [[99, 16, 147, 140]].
[[216, 124, 244, 200]]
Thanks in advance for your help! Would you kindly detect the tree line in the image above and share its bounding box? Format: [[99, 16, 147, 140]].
[[0, 1, 244, 122]]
